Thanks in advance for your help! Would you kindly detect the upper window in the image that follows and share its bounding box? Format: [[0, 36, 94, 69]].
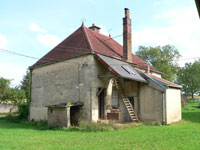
[[121, 65, 136, 75]]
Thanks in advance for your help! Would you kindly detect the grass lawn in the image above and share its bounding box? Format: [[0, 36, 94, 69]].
[[0, 101, 200, 150]]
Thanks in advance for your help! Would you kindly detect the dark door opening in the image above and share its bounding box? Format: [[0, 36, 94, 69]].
[[128, 97, 134, 108], [70, 106, 81, 126], [98, 88, 105, 119]]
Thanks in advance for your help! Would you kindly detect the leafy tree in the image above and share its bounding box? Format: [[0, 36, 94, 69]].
[[136, 45, 181, 81], [9, 87, 26, 104], [20, 69, 30, 100], [0, 77, 25, 104], [0, 77, 11, 103], [176, 60, 200, 99]]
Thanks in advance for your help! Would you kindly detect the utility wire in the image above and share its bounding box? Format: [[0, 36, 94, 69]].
[[0, 47, 199, 66], [104, 34, 123, 41]]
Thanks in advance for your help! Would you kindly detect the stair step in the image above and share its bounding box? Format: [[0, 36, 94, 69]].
[[131, 116, 137, 118], [128, 109, 134, 111], [114, 79, 139, 122]]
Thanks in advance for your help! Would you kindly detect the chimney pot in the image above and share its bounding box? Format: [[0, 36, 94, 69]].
[[124, 8, 130, 18], [89, 24, 101, 33]]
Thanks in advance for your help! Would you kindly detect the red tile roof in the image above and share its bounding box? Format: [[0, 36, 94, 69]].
[[144, 73, 181, 88], [33, 24, 158, 72]]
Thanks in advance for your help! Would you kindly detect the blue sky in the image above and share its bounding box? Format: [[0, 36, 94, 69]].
[[0, 0, 199, 86]]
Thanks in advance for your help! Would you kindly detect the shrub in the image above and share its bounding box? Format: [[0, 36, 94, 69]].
[[5, 113, 21, 123], [17, 103, 29, 119]]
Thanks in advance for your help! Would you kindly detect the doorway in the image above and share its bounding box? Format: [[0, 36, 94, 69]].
[[70, 106, 81, 126], [128, 97, 134, 108], [98, 88, 105, 119]]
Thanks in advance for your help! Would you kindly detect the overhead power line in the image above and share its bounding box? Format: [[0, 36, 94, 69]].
[[0, 47, 199, 67]]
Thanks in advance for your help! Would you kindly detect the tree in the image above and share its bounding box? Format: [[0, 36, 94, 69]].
[[20, 69, 30, 101], [176, 60, 200, 99], [9, 87, 26, 104], [0, 77, 11, 103], [0, 77, 25, 104], [136, 45, 181, 81]]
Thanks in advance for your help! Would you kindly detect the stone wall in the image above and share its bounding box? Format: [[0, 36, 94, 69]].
[[30, 54, 110, 122], [0, 104, 18, 113], [47, 107, 69, 127], [139, 82, 163, 123]]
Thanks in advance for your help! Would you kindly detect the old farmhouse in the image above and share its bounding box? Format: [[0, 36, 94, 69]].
[[30, 8, 182, 127]]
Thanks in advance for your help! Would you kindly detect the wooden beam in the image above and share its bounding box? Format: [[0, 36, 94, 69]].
[[97, 74, 115, 78]]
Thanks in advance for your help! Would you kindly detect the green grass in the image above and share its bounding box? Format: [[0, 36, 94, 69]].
[[0, 101, 200, 150], [0, 112, 9, 115]]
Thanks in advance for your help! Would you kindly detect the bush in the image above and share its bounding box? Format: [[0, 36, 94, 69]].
[[4, 113, 21, 123], [17, 103, 29, 119]]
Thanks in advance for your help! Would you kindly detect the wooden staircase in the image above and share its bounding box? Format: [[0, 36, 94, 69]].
[[113, 78, 139, 122], [123, 98, 139, 122]]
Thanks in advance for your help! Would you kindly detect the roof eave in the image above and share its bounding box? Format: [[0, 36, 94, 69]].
[[31, 52, 92, 69]]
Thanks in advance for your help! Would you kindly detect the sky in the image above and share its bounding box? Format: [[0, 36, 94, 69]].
[[0, 0, 200, 86]]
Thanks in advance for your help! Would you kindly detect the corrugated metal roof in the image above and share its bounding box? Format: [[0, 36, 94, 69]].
[[96, 54, 147, 83]]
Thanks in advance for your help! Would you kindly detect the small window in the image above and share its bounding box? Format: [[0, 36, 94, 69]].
[[121, 65, 136, 75]]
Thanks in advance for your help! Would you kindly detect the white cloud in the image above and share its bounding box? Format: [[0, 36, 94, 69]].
[[29, 22, 61, 47], [0, 63, 27, 87], [0, 34, 8, 49], [99, 24, 111, 36], [30, 23, 45, 33], [133, 6, 200, 66], [37, 34, 61, 47]]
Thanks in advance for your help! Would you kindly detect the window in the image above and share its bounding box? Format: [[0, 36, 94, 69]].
[[121, 65, 136, 75]]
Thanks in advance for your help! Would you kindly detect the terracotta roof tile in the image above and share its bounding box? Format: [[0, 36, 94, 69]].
[[33, 24, 158, 72], [144, 73, 181, 88]]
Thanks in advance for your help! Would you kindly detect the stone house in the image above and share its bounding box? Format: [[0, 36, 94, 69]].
[[30, 8, 182, 127]]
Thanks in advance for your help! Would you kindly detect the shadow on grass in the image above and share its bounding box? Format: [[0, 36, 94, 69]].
[[0, 116, 59, 131], [192, 106, 200, 109], [182, 111, 200, 123]]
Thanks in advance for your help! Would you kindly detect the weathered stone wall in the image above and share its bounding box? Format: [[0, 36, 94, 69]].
[[139, 82, 163, 122], [0, 104, 18, 113], [47, 107, 69, 127], [30, 54, 112, 122], [166, 88, 181, 124], [30, 54, 98, 121]]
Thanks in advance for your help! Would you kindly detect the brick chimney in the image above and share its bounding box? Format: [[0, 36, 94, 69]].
[[89, 24, 101, 33], [123, 8, 132, 62]]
